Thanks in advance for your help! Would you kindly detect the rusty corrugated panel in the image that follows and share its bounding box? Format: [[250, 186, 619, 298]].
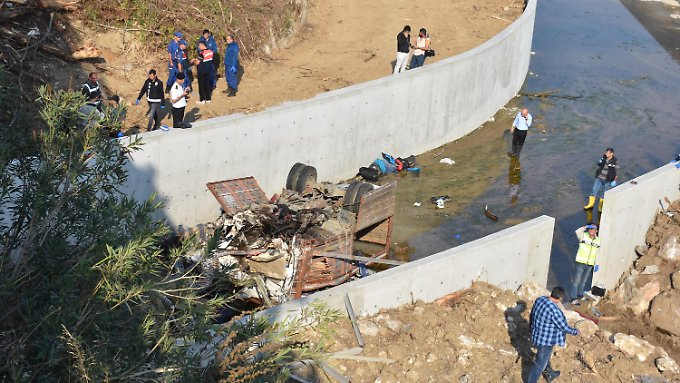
[[206, 177, 269, 215]]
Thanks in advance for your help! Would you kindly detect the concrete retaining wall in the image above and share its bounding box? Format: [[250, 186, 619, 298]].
[[594, 163, 680, 289], [123, 1, 536, 228], [260, 215, 554, 322]]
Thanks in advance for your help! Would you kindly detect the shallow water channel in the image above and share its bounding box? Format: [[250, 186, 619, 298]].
[[388, 0, 680, 289]]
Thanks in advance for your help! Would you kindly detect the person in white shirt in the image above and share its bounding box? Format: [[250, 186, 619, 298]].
[[170, 72, 189, 128], [509, 108, 532, 156]]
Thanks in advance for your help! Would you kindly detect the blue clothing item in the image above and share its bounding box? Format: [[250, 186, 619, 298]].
[[528, 345, 555, 383], [225, 42, 240, 90], [530, 296, 578, 347], [198, 35, 218, 54], [590, 177, 612, 199], [166, 67, 178, 90], [167, 39, 180, 56], [410, 54, 425, 68], [226, 69, 238, 90], [224, 42, 239, 71], [571, 262, 593, 300], [512, 111, 533, 130]]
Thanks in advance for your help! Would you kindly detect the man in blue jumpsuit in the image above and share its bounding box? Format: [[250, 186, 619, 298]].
[[198, 29, 219, 89], [166, 31, 182, 93], [224, 34, 240, 97], [177, 40, 193, 91]]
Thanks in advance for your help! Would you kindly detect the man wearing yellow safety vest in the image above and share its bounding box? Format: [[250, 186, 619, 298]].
[[570, 224, 600, 305]]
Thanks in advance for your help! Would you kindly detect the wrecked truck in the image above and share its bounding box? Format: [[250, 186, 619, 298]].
[[191, 163, 397, 309]]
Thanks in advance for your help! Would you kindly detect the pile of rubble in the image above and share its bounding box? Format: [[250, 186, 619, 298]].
[[321, 282, 679, 382], [178, 186, 362, 308], [595, 198, 680, 365]]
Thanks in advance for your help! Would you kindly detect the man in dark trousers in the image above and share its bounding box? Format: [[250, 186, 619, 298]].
[[82, 72, 102, 109], [583, 147, 618, 212], [195, 41, 214, 104], [198, 29, 219, 89], [224, 34, 240, 97], [170, 72, 190, 128], [528, 287, 579, 383], [135, 69, 164, 131], [394, 25, 411, 74], [510, 108, 532, 156]]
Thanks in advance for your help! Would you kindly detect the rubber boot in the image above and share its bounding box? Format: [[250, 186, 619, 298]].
[[583, 195, 596, 210], [598, 198, 604, 212]]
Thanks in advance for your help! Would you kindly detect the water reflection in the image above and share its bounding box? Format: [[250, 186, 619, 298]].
[[508, 155, 521, 205]]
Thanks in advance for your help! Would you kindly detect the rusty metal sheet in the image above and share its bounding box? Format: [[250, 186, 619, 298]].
[[206, 177, 268, 215], [355, 182, 396, 233]]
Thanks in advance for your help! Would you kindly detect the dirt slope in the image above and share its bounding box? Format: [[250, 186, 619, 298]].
[[77, 0, 525, 131]]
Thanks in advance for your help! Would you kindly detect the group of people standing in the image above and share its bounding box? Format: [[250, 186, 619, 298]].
[[507, 107, 619, 382], [394, 25, 432, 74], [135, 29, 241, 130]]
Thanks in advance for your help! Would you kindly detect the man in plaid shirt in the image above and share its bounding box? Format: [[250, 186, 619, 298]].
[[528, 287, 579, 383]]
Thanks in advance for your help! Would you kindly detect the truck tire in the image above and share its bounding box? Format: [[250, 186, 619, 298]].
[[352, 182, 375, 212], [343, 181, 363, 212], [295, 165, 317, 193], [286, 163, 306, 191]]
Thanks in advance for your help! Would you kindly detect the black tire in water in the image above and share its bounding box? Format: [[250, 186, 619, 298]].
[[295, 165, 318, 193], [286, 163, 307, 191]]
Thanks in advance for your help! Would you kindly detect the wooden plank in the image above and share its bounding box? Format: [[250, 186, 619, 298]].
[[355, 182, 396, 232], [315, 251, 405, 266]]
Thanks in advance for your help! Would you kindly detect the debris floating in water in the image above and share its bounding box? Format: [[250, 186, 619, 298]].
[[484, 205, 498, 221]]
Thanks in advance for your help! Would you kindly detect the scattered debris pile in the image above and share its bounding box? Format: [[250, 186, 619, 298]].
[[179, 173, 396, 311], [320, 282, 679, 382]]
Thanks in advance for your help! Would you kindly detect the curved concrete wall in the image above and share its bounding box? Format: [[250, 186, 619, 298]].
[[594, 163, 680, 289], [123, 0, 536, 227]]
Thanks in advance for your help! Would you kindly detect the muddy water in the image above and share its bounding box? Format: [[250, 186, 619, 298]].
[[389, 0, 680, 289]]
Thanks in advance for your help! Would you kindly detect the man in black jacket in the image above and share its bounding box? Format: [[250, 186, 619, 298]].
[[584, 147, 618, 212], [394, 25, 411, 74], [135, 69, 164, 131], [82, 72, 103, 110]]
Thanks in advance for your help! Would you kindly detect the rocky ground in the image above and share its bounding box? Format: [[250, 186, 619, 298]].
[[308, 200, 680, 382]]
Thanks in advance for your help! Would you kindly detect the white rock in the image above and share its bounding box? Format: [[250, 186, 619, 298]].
[[641, 265, 660, 275], [439, 157, 455, 165], [414, 306, 425, 315], [426, 352, 437, 362], [564, 309, 582, 324], [516, 282, 549, 302], [654, 356, 680, 374], [659, 235, 680, 261], [458, 335, 476, 346], [655, 356, 680, 374], [575, 319, 599, 339], [385, 318, 404, 332], [613, 333, 656, 362], [357, 320, 379, 337]]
